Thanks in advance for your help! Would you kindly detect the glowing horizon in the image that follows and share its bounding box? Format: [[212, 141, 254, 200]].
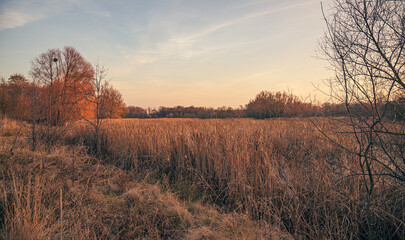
[[0, 0, 332, 108]]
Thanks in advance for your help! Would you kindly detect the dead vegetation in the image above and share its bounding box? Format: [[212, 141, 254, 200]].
[[66, 118, 404, 239], [0, 118, 403, 239], [0, 118, 291, 240]]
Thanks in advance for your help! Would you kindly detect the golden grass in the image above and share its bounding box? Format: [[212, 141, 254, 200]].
[[66, 118, 404, 239], [0, 118, 292, 239]]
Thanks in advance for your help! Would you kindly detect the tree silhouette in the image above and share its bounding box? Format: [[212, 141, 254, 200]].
[[320, 0, 405, 238]]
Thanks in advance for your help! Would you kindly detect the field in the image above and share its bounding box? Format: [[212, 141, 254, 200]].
[[1, 118, 404, 239]]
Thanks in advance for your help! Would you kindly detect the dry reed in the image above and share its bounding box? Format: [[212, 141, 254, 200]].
[[66, 118, 404, 239], [0, 118, 289, 239]]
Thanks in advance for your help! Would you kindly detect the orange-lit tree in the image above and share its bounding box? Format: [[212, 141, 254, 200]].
[[7, 74, 30, 120], [30, 46, 95, 147], [30, 46, 95, 125]]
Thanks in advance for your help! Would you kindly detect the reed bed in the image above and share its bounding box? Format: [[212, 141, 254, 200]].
[[0, 118, 290, 239], [66, 118, 404, 239]]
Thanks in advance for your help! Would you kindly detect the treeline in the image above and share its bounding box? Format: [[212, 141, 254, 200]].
[[126, 105, 244, 119], [125, 91, 349, 119], [0, 46, 126, 124], [126, 90, 404, 119]]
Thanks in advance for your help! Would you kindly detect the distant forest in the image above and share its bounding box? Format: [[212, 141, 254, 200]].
[[1, 73, 403, 121], [126, 91, 404, 120]]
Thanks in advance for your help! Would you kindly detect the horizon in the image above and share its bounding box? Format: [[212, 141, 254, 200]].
[[0, 0, 333, 108]]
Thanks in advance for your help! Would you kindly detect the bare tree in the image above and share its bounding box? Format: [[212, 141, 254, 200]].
[[30, 49, 61, 126], [320, 0, 405, 238], [30, 46, 94, 148], [73, 63, 108, 156]]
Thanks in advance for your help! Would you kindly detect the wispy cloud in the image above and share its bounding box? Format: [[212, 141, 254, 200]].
[[0, 7, 44, 30], [83, 1, 111, 18], [0, 0, 95, 31], [87, 9, 111, 18], [178, 38, 271, 60], [170, 0, 318, 46], [125, 1, 316, 64]]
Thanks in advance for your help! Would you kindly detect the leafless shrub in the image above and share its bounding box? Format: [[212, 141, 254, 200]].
[[319, 1, 405, 238]]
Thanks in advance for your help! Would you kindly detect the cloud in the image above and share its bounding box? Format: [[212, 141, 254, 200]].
[[108, 0, 320, 77], [169, 0, 318, 46], [177, 38, 271, 60], [0, 0, 88, 31], [158, 1, 317, 51], [0, 6, 46, 30], [83, 1, 111, 18], [128, 1, 315, 63], [87, 9, 111, 18]]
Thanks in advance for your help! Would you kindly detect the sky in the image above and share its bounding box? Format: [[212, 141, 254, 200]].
[[0, 0, 332, 108]]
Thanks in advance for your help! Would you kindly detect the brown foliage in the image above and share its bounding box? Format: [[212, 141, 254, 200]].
[[0, 47, 127, 126], [30, 46, 95, 124], [99, 83, 126, 119], [245, 91, 317, 118]]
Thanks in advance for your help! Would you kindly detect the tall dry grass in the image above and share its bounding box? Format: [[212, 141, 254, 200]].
[[67, 118, 404, 239], [0, 118, 289, 239]]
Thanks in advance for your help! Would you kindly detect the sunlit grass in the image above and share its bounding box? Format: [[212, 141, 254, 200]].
[[66, 118, 404, 239], [1, 118, 403, 239]]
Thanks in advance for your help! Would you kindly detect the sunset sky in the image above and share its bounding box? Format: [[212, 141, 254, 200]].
[[0, 0, 332, 108]]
